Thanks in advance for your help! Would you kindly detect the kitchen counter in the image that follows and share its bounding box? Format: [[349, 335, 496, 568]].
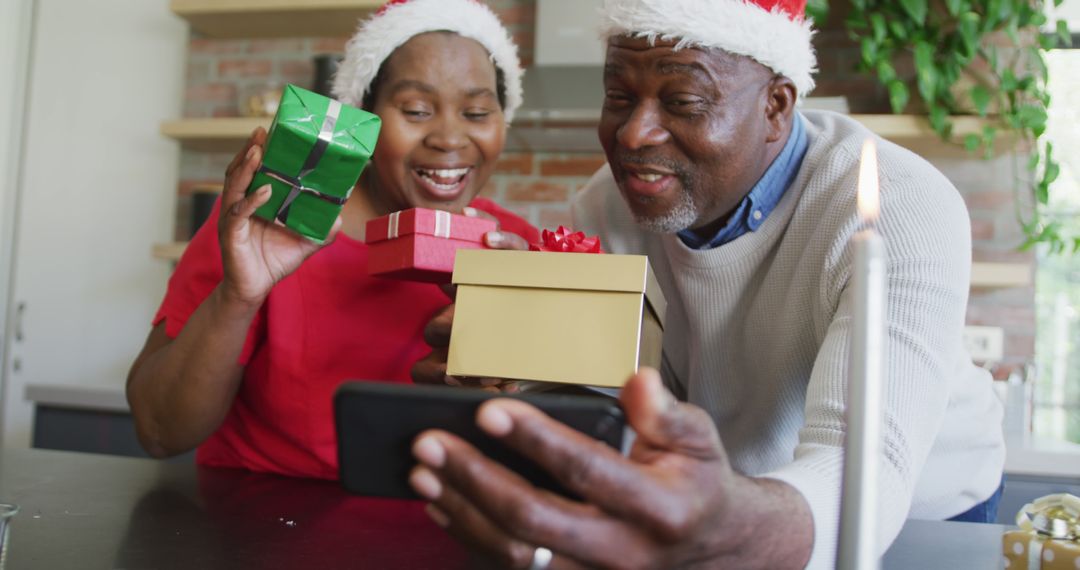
[[1005, 436, 1080, 479], [24, 383, 1080, 480], [24, 383, 129, 413], [0, 448, 1013, 569], [24, 383, 171, 460]]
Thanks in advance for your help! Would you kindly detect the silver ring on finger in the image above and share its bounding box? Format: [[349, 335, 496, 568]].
[[527, 546, 553, 570]]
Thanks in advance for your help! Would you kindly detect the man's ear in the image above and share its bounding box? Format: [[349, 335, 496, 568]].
[[764, 76, 797, 144]]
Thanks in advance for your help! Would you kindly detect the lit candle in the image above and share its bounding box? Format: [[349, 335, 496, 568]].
[[837, 138, 886, 570]]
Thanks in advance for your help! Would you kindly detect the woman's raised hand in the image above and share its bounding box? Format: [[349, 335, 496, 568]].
[[217, 128, 343, 308]]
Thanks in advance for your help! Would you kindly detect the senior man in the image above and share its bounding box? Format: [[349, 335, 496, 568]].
[[409, 0, 1006, 568]]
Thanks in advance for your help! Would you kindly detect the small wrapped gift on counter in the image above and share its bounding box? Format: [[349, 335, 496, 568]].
[[446, 246, 666, 388], [365, 208, 496, 283], [1003, 493, 1080, 569], [247, 84, 381, 243]]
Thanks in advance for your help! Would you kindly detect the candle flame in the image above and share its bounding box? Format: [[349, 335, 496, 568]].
[[857, 138, 879, 223]]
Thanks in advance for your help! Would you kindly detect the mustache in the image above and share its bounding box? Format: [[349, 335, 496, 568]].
[[612, 152, 691, 178]]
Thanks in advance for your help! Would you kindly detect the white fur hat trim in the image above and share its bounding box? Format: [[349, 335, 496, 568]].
[[599, 0, 817, 97], [332, 0, 524, 123]]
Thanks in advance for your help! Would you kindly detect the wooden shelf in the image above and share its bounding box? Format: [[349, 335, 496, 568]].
[[170, 0, 381, 38], [190, 183, 224, 193], [852, 115, 993, 141], [153, 241, 1032, 289], [161, 114, 1000, 153], [152, 242, 189, 262], [970, 262, 1031, 288], [161, 117, 269, 153]]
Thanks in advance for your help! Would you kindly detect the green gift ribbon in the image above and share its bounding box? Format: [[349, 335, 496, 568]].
[[248, 84, 381, 243]]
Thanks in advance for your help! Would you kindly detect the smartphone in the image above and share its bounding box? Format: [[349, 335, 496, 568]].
[[334, 381, 626, 499]]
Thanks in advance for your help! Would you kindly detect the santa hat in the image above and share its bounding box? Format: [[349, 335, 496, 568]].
[[332, 0, 524, 123], [598, 0, 817, 97]]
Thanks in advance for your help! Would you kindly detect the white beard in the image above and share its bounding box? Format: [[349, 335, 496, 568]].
[[629, 189, 699, 234]]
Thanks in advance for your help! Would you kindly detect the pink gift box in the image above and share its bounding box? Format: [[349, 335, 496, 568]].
[[365, 208, 496, 283]]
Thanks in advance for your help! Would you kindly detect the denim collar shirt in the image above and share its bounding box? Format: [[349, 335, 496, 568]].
[[677, 113, 808, 250]]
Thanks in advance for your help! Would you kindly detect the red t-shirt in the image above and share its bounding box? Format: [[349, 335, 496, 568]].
[[154, 197, 538, 479]]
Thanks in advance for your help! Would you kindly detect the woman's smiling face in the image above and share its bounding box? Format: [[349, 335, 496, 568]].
[[363, 32, 506, 214]]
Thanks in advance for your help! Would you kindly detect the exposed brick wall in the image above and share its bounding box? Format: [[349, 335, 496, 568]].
[[174, 0, 1034, 375]]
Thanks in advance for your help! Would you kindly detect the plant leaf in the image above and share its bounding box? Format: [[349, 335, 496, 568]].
[[888, 80, 910, 113], [1058, 20, 1073, 47], [914, 41, 938, 103], [969, 85, 992, 116], [1036, 181, 1050, 205], [945, 0, 964, 17], [846, 11, 867, 32], [860, 37, 878, 69], [964, 133, 981, 152], [1006, 21, 1020, 44], [1018, 3, 1038, 27], [986, 0, 1004, 29], [805, 0, 830, 25], [877, 59, 897, 83], [1028, 152, 1041, 172], [1043, 160, 1061, 186], [1000, 68, 1017, 92], [982, 126, 997, 158], [870, 13, 887, 43], [958, 12, 980, 57], [1030, 48, 1049, 83], [889, 20, 909, 41], [929, 105, 949, 137], [899, 0, 928, 25], [1017, 104, 1048, 137]]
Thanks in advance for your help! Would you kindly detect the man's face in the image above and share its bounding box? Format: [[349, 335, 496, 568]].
[[598, 36, 779, 234]]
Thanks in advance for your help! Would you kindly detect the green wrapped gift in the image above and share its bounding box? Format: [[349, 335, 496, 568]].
[[247, 84, 381, 243]]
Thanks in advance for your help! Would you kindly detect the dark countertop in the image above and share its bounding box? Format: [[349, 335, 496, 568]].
[[0, 448, 462, 569], [0, 448, 1010, 569]]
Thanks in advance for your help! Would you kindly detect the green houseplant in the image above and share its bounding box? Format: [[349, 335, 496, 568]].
[[830, 0, 1073, 252]]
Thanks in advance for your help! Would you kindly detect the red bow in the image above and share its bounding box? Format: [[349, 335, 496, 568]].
[[529, 226, 603, 254]]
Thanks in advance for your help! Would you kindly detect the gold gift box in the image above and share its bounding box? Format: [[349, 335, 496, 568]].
[[1003, 530, 1080, 569], [446, 249, 666, 388], [1004, 493, 1080, 569]]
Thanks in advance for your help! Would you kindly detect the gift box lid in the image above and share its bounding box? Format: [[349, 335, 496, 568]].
[[452, 249, 667, 327], [365, 208, 497, 245]]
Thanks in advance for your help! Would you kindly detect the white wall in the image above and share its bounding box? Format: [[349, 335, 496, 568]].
[[1, 0, 187, 447]]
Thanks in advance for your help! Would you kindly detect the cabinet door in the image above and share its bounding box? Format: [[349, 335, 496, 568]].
[[0, 1, 33, 375], [1, 0, 187, 447]]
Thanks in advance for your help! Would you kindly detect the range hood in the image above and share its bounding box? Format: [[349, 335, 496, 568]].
[[506, 66, 605, 153], [515, 66, 605, 124], [503, 0, 605, 152]]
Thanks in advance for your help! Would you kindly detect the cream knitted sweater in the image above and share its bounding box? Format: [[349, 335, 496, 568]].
[[572, 110, 1005, 569]]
